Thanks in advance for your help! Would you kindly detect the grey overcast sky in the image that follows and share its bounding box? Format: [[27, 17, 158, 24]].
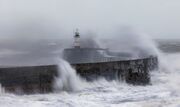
[[0, 0, 179, 65], [0, 0, 180, 39]]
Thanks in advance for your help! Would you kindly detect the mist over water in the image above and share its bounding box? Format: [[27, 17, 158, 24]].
[[0, 32, 180, 107], [102, 27, 159, 57]]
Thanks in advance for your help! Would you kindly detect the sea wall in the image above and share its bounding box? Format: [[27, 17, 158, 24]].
[[0, 65, 58, 93], [0, 56, 158, 93], [75, 56, 158, 84]]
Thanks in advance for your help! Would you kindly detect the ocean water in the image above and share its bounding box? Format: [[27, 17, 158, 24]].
[[1, 47, 180, 107]]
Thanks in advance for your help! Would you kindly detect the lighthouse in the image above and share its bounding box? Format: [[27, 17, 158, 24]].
[[74, 29, 80, 48]]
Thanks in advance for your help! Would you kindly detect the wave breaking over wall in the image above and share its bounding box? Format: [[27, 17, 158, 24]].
[[53, 59, 84, 92]]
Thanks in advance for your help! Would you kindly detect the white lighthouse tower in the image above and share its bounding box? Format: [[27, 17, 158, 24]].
[[74, 29, 80, 48]]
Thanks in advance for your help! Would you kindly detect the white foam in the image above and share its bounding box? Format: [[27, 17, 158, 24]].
[[53, 59, 85, 92], [0, 84, 5, 94]]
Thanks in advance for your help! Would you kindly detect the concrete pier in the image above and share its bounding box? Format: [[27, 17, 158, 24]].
[[0, 56, 158, 94]]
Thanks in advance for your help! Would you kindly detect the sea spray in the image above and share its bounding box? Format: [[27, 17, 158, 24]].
[[53, 59, 84, 92], [152, 53, 180, 95], [53, 27, 175, 93], [104, 27, 159, 57], [106, 27, 178, 88], [0, 84, 5, 94], [111, 28, 180, 96]]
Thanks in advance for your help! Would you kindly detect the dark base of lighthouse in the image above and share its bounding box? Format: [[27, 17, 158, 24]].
[[0, 56, 158, 94]]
